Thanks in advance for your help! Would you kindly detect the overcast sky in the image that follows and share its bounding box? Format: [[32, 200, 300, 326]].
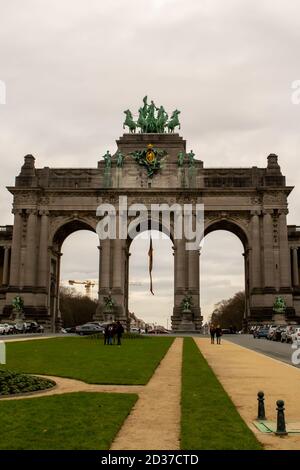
[[1, 0, 300, 326]]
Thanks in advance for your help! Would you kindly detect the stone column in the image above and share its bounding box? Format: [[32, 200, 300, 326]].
[[250, 211, 261, 289], [292, 248, 299, 287], [174, 238, 186, 290], [100, 238, 111, 290], [25, 210, 37, 286], [188, 249, 200, 292], [2, 246, 10, 285], [10, 209, 23, 286], [37, 211, 49, 287], [262, 210, 274, 288], [278, 210, 292, 288], [112, 238, 122, 290]]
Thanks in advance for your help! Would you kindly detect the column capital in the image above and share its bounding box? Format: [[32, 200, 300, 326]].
[[12, 208, 23, 216], [250, 210, 261, 217], [262, 209, 274, 216], [26, 208, 37, 216], [278, 209, 289, 216], [39, 209, 50, 216]]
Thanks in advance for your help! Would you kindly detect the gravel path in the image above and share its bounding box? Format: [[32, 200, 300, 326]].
[[110, 337, 183, 450]]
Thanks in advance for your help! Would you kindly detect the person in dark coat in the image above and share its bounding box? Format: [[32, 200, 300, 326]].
[[215, 325, 222, 344], [104, 324, 110, 345], [210, 325, 216, 344], [116, 321, 124, 346]]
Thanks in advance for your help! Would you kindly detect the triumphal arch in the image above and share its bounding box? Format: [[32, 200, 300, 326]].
[[0, 97, 300, 331]]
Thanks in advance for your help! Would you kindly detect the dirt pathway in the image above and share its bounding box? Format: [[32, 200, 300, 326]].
[[0, 374, 143, 401], [110, 337, 183, 450], [195, 337, 300, 450]]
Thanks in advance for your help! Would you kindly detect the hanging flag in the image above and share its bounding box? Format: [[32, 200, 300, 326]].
[[148, 235, 154, 295]]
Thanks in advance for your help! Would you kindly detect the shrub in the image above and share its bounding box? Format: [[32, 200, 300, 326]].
[[0, 370, 55, 396]]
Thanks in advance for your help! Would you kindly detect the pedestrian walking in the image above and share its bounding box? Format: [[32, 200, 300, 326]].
[[104, 324, 110, 345], [107, 324, 114, 345], [215, 325, 222, 344], [210, 325, 216, 344], [116, 320, 124, 346]]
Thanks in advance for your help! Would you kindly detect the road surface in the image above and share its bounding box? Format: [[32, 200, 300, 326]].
[[225, 334, 300, 368]]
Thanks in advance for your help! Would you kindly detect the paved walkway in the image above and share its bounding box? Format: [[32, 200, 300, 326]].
[[111, 337, 183, 450], [195, 338, 300, 450]]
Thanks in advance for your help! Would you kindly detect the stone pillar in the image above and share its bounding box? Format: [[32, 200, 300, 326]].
[[37, 211, 49, 287], [174, 238, 186, 290], [100, 238, 111, 290], [262, 210, 274, 288], [292, 248, 299, 287], [25, 210, 37, 286], [112, 238, 122, 290], [250, 211, 261, 289], [10, 209, 23, 286], [2, 246, 10, 285], [188, 248, 200, 297], [278, 210, 292, 288]]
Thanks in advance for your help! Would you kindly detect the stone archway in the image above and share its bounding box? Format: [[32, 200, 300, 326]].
[[1, 124, 299, 329]]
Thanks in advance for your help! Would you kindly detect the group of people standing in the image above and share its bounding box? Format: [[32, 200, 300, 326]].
[[104, 321, 124, 346], [209, 325, 222, 344]]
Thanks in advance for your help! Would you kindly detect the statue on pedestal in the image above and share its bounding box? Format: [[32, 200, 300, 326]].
[[12, 295, 24, 320]]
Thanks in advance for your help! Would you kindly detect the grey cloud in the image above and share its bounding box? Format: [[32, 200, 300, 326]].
[[0, 0, 299, 324]]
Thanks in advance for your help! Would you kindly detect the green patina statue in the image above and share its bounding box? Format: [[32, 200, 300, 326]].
[[187, 150, 195, 167], [273, 296, 286, 314], [123, 97, 181, 134], [12, 295, 24, 312], [181, 294, 193, 313], [116, 150, 125, 168], [177, 151, 186, 167], [103, 150, 112, 168], [104, 293, 115, 312]]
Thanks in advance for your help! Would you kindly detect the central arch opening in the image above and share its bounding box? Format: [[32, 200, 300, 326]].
[[128, 230, 173, 330]]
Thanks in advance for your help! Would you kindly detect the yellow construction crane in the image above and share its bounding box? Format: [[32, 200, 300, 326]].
[[68, 280, 96, 298]]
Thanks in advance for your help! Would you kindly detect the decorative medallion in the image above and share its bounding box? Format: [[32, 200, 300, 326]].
[[130, 144, 167, 178]]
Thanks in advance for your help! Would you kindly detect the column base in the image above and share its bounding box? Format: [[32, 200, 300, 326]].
[[171, 306, 203, 332]]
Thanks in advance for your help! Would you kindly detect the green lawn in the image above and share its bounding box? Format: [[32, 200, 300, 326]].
[[0, 392, 137, 450], [0, 336, 173, 385], [181, 338, 262, 450]]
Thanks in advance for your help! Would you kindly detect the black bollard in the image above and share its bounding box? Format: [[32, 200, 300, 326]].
[[275, 400, 288, 436], [257, 391, 266, 420]]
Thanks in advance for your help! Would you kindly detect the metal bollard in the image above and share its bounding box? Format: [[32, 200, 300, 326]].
[[257, 391, 266, 420], [275, 400, 288, 436]]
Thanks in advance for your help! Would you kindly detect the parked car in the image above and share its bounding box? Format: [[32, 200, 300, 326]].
[[13, 321, 27, 333], [272, 326, 286, 342], [0, 324, 6, 335], [281, 325, 296, 343], [61, 326, 76, 334], [221, 328, 232, 334], [267, 326, 277, 340], [24, 321, 44, 333], [291, 327, 300, 344], [254, 327, 269, 339], [76, 324, 104, 336], [0, 323, 14, 334]]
